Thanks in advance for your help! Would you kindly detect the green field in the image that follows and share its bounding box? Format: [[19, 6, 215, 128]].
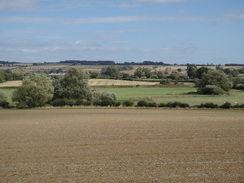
[[1, 86, 244, 106], [100, 87, 244, 106]]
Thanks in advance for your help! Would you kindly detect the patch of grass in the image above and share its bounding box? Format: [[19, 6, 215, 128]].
[[100, 87, 244, 106], [99, 87, 197, 101]]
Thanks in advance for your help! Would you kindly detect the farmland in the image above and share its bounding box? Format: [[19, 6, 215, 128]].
[[0, 109, 243, 182], [1, 79, 244, 106], [100, 87, 244, 106]]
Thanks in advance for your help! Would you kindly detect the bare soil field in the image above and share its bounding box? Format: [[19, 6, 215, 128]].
[[0, 109, 243, 183]]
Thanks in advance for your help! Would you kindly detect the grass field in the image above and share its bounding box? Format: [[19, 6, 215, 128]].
[[0, 109, 243, 182], [100, 87, 244, 105]]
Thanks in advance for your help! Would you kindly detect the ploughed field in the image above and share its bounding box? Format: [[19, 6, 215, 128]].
[[0, 109, 243, 182]]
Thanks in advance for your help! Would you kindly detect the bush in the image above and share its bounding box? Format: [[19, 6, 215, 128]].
[[0, 90, 9, 108], [137, 100, 148, 107], [51, 98, 76, 106], [147, 102, 157, 107], [233, 103, 244, 108], [93, 99, 120, 107], [160, 79, 170, 85], [123, 100, 134, 107], [75, 99, 91, 106], [166, 102, 189, 108], [198, 85, 224, 95], [198, 102, 219, 109], [220, 102, 232, 109]]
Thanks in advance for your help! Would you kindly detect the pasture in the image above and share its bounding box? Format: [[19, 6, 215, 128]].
[[100, 87, 244, 106], [0, 109, 243, 182], [1, 80, 244, 106]]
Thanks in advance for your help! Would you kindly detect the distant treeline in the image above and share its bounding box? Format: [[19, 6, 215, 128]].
[[0, 61, 18, 64], [60, 60, 170, 66], [225, 64, 244, 66], [1, 60, 244, 66]]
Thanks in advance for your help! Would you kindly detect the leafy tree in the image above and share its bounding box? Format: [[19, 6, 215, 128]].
[[0, 90, 9, 107], [156, 71, 164, 79], [197, 70, 232, 95], [101, 65, 119, 79], [169, 72, 180, 80], [13, 74, 54, 108], [134, 67, 152, 78], [53, 67, 93, 101], [134, 67, 143, 78], [187, 64, 197, 79], [196, 67, 210, 79]]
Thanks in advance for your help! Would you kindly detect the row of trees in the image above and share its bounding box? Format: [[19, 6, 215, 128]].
[[187, 64, 243, 79], [0, 70, 26, 83], [11, 67, 118, 108]]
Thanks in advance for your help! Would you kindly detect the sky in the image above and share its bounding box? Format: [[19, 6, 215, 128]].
[[0, 0, 244, 64]]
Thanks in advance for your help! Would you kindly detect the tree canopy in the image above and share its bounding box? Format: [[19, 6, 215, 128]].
[[13, 74, 54, 107], [53, 67, 93, 101], [197, 70, 232, 95]]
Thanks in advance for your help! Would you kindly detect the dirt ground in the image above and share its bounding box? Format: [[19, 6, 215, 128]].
[[0, 109, 243, 183]]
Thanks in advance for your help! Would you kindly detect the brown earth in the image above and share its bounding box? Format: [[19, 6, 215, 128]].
[[0, 109, 243, 183]]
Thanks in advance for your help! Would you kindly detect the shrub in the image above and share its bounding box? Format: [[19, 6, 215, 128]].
[[51, 98, 76, 107], [233, 103, 244, 108], [198, 102, 219, 109], [158, 103, 167, 107], [160, 79, 170, 85], [198, 85, 224, 95], [123, 100, 134, 107], [0, 90, 9, 108], [137, 100, 148, 107], [220, 102, 232, 109], [147, 102, 157, 107], [166, 102, 189, 108], [93, 98, 120, 107], [75, 99, 91, 106]]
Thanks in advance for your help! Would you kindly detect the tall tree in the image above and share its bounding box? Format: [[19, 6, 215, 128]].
[[196, 67, 210, 79], [187, 64, 197, 79], [13, 74, 54, 108], [197, 70, 232, 95], [53, 67, 93, 101]]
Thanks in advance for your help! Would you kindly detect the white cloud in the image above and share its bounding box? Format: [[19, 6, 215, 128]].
[[0, 0, 35, 10], [1, 14, 242, 25]]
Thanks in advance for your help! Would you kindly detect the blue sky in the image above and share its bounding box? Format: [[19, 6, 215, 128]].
[[0, 0, 244, 64]]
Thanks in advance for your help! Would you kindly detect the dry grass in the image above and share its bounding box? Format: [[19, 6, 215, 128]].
[[88, 79, 159, 86], [0, 81, 22, 87], [0, 79, 159, 88], [0, 109, 243, 182]]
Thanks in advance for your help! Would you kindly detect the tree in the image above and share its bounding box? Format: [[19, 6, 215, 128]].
[[134, 67, 152, 78], [187, 64, 197, 79], [0, 90, 8, 107], [169, 72, 180, 80], [134, 67, 143, 78], [53, 67, 93, 101], [197, 70, 232, 95], [13, 74, 54, 108], [101, 66, 119, 79], [196, 67, 210, 79]]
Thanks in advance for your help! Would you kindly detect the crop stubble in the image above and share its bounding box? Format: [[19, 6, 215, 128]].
[[0, 109, 243, 182]]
